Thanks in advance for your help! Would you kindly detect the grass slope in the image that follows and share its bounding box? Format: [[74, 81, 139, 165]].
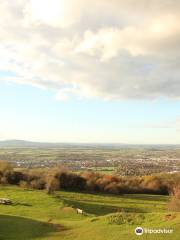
[[0, 186, 179, 240]]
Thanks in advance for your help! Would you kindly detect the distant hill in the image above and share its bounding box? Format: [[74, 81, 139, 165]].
[[0, 140, 128, 148], [0, 139, 179, 149], [0, 140, 33, 147], [0, 140, 55, 148]]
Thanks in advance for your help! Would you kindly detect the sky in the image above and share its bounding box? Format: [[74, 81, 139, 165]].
[[0, 0, 180, 144]]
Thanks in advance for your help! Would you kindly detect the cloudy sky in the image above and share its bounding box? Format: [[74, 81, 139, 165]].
[[0, 0, 180, 143]]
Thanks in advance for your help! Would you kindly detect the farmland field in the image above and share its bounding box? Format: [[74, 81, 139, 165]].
[[0, 186, 179, 240]]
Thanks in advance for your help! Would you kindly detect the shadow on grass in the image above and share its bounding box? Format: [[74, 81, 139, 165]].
[[57, 197, 146, 216], [122, 194, 169, 202], [0, 215, 62, 240], [12, 202, 32, 207]]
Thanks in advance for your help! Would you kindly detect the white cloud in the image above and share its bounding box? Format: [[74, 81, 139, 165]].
[[29, 0, 82, 28], [76, 14, 180, 60], [0, 0, 180, 100]]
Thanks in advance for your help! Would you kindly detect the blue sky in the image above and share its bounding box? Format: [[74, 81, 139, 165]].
[[1, 80, 180, 144], [0, 1, 180, 143]]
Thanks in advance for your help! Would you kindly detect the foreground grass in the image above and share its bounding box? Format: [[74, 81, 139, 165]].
[[0, 186, 179, 240]]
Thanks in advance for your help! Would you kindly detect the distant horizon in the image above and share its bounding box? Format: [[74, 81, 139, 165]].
[[0, 139, 180, 146]]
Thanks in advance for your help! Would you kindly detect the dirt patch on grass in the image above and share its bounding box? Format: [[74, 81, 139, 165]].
[[62, 207, 75, 213], [164, 214, 176, 221]]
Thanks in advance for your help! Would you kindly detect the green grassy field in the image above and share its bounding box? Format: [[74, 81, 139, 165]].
[[0, 186, 179, 240]]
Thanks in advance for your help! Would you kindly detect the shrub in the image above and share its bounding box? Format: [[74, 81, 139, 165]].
[[107, 212, 145, 225], [29, 178, 46, 190], [58, 172, 86, 190], [4, 171, 25, 185], [104, 182, 119, 194], [19, 180, 29, 188]]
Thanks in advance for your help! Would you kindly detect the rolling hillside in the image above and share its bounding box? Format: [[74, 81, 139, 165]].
[[0, 186, 179, 240]]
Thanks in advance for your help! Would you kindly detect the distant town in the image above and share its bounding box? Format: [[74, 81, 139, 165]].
[[0, 140, 179, 176]]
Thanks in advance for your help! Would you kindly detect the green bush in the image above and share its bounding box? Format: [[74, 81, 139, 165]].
[[107, 212, 145, 225]]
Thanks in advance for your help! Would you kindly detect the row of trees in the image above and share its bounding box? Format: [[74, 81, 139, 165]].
[[0, 161, 179, 196]]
